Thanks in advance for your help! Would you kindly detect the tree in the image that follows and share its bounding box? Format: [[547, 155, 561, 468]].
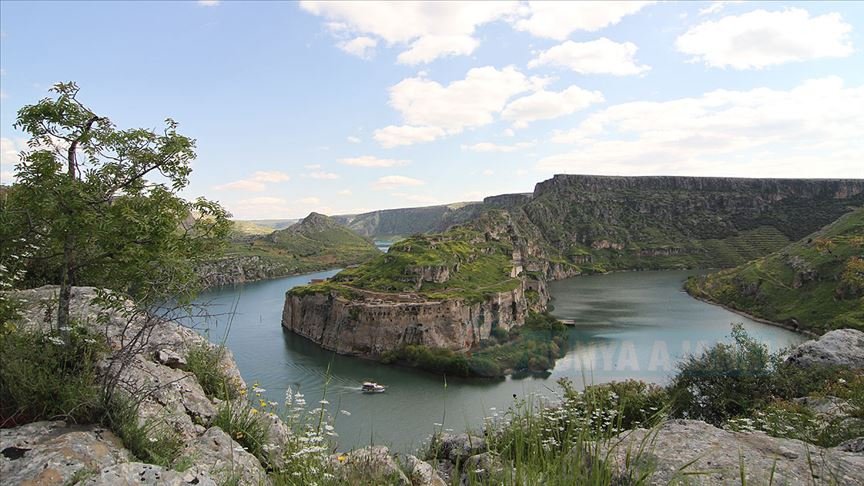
[[1, 82, 230, 335]]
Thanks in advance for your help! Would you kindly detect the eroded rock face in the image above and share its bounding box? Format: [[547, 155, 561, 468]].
[[197, 255, 293, 287], [333, 445, 410, 485], [282, 283, 538, 358], [181, 426, 271, 486], [82, 462, 218, 486], [0, 421, 130, 486], [786, 329, 864, 369], [604, 419, 864, 485]]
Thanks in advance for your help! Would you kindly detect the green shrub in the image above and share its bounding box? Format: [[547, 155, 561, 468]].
[[212, 401, 270, 465], [103, 396, 185, 467], [186, 343, 241, 401], [667, 323, 773, 424], [0, 323, 104, 426]]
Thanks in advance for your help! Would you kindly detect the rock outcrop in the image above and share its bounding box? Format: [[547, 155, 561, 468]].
[[786, 328, 864, 369], [2, 286, 276, 486], [604, 419, 864, 485], [197, 255, 295, 287]]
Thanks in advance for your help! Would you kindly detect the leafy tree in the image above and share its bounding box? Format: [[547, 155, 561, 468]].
[[1, 82, 230, 335]]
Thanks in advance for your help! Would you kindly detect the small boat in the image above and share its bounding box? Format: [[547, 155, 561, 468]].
[[361, 382, 386, 394]]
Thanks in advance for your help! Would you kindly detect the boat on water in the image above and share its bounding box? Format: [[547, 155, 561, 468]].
[[361, 382, 386, 394]]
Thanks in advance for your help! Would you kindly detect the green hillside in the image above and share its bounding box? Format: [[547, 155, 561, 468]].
[[686, 208, 864, 333], [226, 212, 380, 273]]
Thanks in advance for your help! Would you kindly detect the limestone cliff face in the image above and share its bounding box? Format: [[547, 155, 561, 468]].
[[198, 255, 293, 287], [282, 280, 547, 359]]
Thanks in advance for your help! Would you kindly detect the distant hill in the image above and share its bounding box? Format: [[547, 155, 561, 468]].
[[686, 208, 864, 333], [201, 213, 380, 286], [332, 202, 481, 238]]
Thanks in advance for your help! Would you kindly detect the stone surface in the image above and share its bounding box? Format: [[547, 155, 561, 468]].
[[786, 329, 864, 369], [436, 433, 487, 463], [155, 348, 187, 370], [180, 426, 270, 486], [404, 454, 447, 486], [835, 437, 864, 453], [604, 419, 864, 485], [82, 462, 218, 485], [334, 445, 410, 485], [0, 421, 130, 486], [462, 452, 504, 483], [794, 396, 855, 419]]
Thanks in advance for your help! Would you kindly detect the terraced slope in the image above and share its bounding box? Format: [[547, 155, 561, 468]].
[[686, 208, 864, 333]]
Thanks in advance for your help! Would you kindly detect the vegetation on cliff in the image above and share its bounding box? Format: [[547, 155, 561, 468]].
[[686, 208, 864, 333], [381, 312, 567, 378], [295, 223, 522, 303], [206, 212, 380, 285]]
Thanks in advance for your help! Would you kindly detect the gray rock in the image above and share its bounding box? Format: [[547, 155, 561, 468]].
[[0, 421, 130, 486], [835, 437, 864, 454], [794, 396, 854, 418], [180, 426, 270, 486], [786, 329, 864, 369], [603, 419, 864, 485], [333, 445, 410, 485], [436, 433, 486, 463], [404, 454, 446, 486], [82, 462, 218, 485], [462, 452, 504, 483], [155, 348, 187, 370]]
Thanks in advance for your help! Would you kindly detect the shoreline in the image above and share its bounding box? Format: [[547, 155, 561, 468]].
[[687, 292, 819, 339]]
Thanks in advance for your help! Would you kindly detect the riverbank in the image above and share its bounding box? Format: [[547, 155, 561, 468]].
[[686, 291, 820, 339]]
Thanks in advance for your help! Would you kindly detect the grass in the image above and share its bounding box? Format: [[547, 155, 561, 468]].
[[187, 343, 242, 401], [103, 395, 186, 468], [686, 208, 864, 333], [212, 400, 271, 466]]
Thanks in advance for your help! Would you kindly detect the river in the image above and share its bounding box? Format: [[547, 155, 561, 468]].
[[190, 269, 804, 453]]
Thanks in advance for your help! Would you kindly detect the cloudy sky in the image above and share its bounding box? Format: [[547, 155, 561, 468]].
[[1, 1, 862, 219]]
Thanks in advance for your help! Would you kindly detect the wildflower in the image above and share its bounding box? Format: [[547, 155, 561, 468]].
[[319, 399, 329, 405], [340, 410, 351, 416], [838, 378, 847, 384], [149, 437, 158, 443], [47, 336, 65, 346], [253, 386, 266, 394], [250, 408, 259, 414]]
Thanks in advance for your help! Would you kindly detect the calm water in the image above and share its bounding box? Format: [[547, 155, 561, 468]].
[[190, 270, 804, 453]]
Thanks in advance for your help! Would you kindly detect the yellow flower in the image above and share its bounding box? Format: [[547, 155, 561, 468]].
[[337, 455, 347, 463], [250, 408, 259, 414]]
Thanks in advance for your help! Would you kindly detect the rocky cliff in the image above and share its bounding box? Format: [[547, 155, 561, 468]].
[[200, 212, 380, 287]]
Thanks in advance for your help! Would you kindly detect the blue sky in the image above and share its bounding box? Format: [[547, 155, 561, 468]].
[[1, 1, 863, 219]]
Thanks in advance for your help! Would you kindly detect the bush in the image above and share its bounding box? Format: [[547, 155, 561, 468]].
[[104, 396, 185, 467], [667, 323, 773, 424], [382, 345, 471, 377], [212, 401, 270, 464], [0, 323, 104, 426], [187, 343, 241, 401]]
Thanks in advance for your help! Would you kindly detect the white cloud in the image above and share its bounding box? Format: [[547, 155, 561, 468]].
[[1, 138, 23, 181], [373, 125, 446, 148], [373, 175, 425, 189], [338, 189, 352, 196], [388, 65, 533, 132], [250, 171, 291, 182], [676, 8, 854, 70], [482, 169, 495, 176], [213, 171, 291, 192], [515, 1, 652, 40], [307, 171, 340, 179], [502, 85, 604, 128], [299, 197, 321, 205], [698, 1, 743, 16], [346, 136, 361, 144], [397, 35, 479, 65], [339, 155, 409, 167], [304, 164, 322, 170], [528, 38, 650, 76], [462, 141, 536, 153], [300, 1, 517, 64], [338, 36, 377, 59], [541, 77, 864, 178], [0, 90, 7, 100], [197, 0, 220, 6]]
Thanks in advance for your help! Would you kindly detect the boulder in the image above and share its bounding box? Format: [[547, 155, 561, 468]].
[[0, 421, 130, 486], [435, 433, 486, 463], [180, 426, 270, 486], [82, 462, 217, 485], [404, 454, 446, 486], [155, 348, 187, 370], [835, 437, 864, 453], [786, 329, 864, 369], [462, 452, 504, 483], [333, 445, 410, 485], [603, 419, 864, 485]]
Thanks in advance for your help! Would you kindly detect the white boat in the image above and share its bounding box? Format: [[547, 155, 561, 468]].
[[361, 382, 386, 394]]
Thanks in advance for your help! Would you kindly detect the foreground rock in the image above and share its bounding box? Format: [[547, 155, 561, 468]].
[[605, 419, 864, 485], [786, 329, 864, 369], [0, 421, 129, 486]]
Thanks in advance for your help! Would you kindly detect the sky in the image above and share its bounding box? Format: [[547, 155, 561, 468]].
[[1, 1, 863, 219]]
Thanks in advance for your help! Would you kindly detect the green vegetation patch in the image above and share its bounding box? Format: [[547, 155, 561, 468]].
[[381, 312, 568, 378], [686, 208, 864, 333]]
